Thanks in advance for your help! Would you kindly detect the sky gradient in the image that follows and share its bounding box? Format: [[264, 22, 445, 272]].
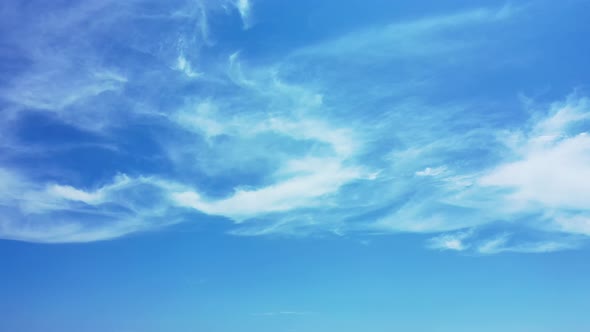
[[1, 0, 590, 331]]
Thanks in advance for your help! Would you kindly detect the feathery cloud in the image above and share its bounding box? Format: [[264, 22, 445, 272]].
[[1, 1, 588, 254]]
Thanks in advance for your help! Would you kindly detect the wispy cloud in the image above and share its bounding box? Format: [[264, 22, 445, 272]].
[[428, 230, 474, 251], [174, 54, 203, 78], [1, 1, 588, 254], [476, 234, 580, 254], [429, 230, 582, 254], [234, 0, 253, 29], [415, 166, 447, 177], [295, 4, 519, 61], [0, 168, 185, 243], [172, 160, 363, 220]]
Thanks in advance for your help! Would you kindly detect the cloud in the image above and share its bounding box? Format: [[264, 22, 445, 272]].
[[174, 54, 203, 78], [428, 230, 474, 251], [367, 94, 590, 252], [553, 214, 590, 236], [480, 97, 590, 210], [172, 159, 364, 221], [234, 0, 253, 29], [481, 133, 590, 209], [476, 234, 580, 254], [0, 1, 125, 113], [1, 69, 127, 112], [48, 184, 105, 204], [479, 96, 590, 238], [415, 166, 447, 177], [0, 169, 185, 243], [1, 0, 588, 255], [295, 4, 519, 62], [428, 229, 582, 254]]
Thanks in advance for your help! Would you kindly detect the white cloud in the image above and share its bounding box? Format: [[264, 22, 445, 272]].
[[296, 5, 519, 61], [227, 52, 257, 87], [427, 230, 474, 251], [415, 166, 447, 177], [427, 230, 581, 255], [0, 217, 146, 244], [1, 68, 127, 112], [174, 100, 227, 139], [533, 99, 590, 137], [265, 118, 357, 158], [371, 95, 590, 250], [168, 64, 368, 223], [0, 169, 186, 243], [553, 213, 590, 236], [476, 234, 510, 254], [19, 174, 136, 213], [0, 1, 127, 115], [48, 185, 105, 204], [480, 97, 590, 215], [481, 133, 590, 209], [175, 54, 203, 78], [476, 234, 579, 254], [234, 0, 253, 29], [172, 160, 363, 221], [2, 0, 588, 254]]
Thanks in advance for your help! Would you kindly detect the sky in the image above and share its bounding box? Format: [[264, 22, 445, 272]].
[[1, 0, 590, 331]]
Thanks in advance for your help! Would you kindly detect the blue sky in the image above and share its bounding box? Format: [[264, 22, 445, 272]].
[[1, 0, 590, 331]]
